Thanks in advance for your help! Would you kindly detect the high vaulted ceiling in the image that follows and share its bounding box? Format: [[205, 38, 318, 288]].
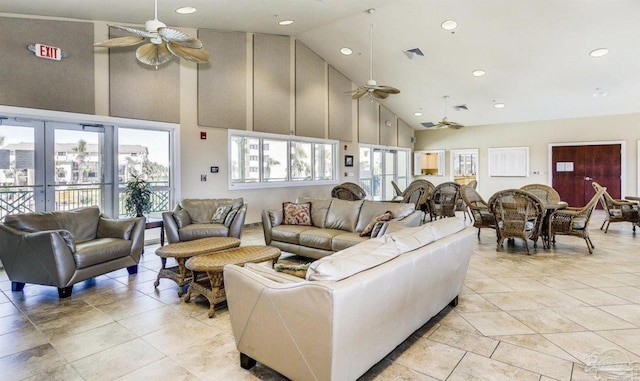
[[2, 0, 639, 129]]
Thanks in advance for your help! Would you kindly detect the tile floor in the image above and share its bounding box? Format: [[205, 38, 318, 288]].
[[1, 211, 640, 380]]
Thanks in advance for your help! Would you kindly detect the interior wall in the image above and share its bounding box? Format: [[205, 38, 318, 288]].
[[415, 113, 640, 200]]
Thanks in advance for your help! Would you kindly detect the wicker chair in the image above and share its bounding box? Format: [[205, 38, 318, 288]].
[[520, 184, 561, 204], [548, 186, 606, 254], [429, 182, 460, 220], [488, 189, 545, 254], [397, 180, 434, 217], [467, 179, 478, 189], [460, 185, 496, 239], [331, 182, 368, 201], [391, 180, 404, 198], [592, 181, 640, 233]]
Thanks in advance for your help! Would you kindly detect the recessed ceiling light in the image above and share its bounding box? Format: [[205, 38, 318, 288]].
[[493, 103, 506, 109], [472, 70, 486, 77], [413, 111, 423, 117], [441, 20, 458, 31], [340, 47, 353, 55], [278, 20, 294, 26], [589, 48, 608, 57], [175, 6, 197, 14]]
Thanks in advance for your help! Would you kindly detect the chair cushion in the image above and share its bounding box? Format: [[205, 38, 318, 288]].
[[282, 202, 312, 226], [173, 209, 191, 228], [74, 238, 132, 269], [180, 198, 243, 224], [571, 217, 587, 230], [178, 223, 228, 241], [4, 206, 100, 243]]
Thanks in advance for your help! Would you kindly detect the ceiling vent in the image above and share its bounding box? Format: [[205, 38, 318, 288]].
[[420, 122, 436, 128], [453, 104, 469, 111], [403, 48, 425, 59]]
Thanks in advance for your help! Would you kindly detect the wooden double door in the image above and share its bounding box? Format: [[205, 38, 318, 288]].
[[552, 144, 621, 207]]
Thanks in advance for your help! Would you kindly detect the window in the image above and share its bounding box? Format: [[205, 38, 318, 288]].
[[229, 130, 338, 189], [358, 144, 411, 201]]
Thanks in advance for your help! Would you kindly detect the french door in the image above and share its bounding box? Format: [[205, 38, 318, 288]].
[[0, 118, 113, 218], [359, 145, 410, 201]]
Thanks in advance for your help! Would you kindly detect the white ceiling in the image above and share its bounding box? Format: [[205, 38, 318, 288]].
[[2, 0, 639, 129]]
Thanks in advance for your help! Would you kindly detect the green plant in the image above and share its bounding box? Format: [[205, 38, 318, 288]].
[[124, 173, 152, 217]]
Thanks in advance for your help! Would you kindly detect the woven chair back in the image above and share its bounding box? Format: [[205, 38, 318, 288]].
[[331, 182, 368, 201], [520, 184, 561, 204]]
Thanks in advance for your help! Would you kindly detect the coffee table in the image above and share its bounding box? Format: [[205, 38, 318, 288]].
[[184, 245, 281, 317], [154, 237, 241, 296]]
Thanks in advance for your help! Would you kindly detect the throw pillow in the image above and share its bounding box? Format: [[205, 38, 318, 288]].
[[282, 202, 312, 226], [274, 263, 310, 279], [224, 205, 241, 227], [360, 211, 393, 237], [173, 209, 191, 228], [212, 205, 232, 224], [97, 217, 136, 240]]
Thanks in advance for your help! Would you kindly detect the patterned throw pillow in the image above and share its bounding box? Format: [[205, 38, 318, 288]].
[[223, 205, 241, 227], [359, 211, 393, 237], [274, 263, 310, 278], [282, 202, 312, 226], [212, 205, 232, 224]]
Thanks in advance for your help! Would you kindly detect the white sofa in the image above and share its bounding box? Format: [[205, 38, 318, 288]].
[[224, 218, 475, 381]]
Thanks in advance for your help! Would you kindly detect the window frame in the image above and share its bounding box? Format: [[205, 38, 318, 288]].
[[227, 129, 339, 190]]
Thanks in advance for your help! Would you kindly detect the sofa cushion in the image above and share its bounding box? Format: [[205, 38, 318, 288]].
[[74, 238, 132, 269], [4, 206, 100, 243], [325, 199, 364, 232], [173, 209, 191, 228], [298, 197, 332, 228], [299, 228, 344, 251], [331, 232, 368, 251], [97, 216, 136, 240], [178, 223, 228, 241], [282, 202, 312, 226], [355, 201, 415, 233], [271, 225, 314, 245]]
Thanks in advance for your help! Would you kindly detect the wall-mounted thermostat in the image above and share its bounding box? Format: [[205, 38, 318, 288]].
[[210, 166, 219, 173]]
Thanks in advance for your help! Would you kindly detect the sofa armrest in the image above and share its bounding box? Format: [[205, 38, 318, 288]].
[[261, 209, 282, 245], [396, 210, 424, 227], [162, 211, 181, 244], [228, 204, 247, 239], [0, 225, 77, 287], [128, 217, 145, 261]]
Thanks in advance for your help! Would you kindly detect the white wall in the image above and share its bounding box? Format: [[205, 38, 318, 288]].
[[415, 113, 640, 201]]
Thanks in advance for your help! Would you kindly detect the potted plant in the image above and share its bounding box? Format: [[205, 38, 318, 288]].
[[124, 173, 152, 217]]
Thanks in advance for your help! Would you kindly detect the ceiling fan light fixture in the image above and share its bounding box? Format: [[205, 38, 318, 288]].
[[278, 19, 294, 26], [441, 20, 458, 31], [340, 47, 353, 55], [472, 70, 486, 77], [493, 102, 506, 109], [413, 111, 423, 117], [175, 6, 197, 15]]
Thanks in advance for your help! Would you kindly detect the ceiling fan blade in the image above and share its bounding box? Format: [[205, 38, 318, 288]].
[[136, 42, 173, 66], [94, 36, 145, 48], [167, 42, 211, 63], [372, 89, 390, 99], [109, 24, 157, 39], [449, 122, 465, 129], [351, 89, 369, 99], [375, 85, 400, 94], [159, 27, 203, 49]]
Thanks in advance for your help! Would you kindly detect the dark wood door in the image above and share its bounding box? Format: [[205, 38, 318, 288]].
[[552, 144, 621, 207]]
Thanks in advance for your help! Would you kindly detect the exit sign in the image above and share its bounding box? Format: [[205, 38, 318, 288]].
[[28, 44, 67, 61]]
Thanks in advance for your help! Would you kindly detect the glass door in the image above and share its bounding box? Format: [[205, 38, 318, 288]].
[[45, 122, 114, 214], [0, 119, 45, 218]]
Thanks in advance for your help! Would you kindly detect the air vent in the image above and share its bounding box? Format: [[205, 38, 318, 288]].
[[453, 104, 469, 111], [403, 48, 425, 59], [420, 122, 436, 128]]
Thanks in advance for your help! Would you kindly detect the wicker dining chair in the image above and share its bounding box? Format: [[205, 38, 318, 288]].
[[592, 181, 640, 233], [331, 182, 368, 201], [488, 189, 545, 254], [548, 186, 606, 254], [460, 185, 496, 239], [520, 184, 561, 204], [429, 182, 460, 220]]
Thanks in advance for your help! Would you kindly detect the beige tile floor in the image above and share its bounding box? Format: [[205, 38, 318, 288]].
[[1, 211, 640, 380]]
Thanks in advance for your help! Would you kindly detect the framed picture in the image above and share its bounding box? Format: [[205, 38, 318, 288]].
[[344, 155, 354, 167]]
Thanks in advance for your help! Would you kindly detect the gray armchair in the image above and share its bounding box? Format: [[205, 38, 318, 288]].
[[0, 206, 144, 298], [162, 198, 247, 243]]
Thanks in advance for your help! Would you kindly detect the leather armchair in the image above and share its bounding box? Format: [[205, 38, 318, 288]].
[[163, 198, 247, 243], [0, 206, 144, 298]]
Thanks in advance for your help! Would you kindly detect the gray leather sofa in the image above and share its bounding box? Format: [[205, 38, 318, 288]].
[[225, 218, 475, 380], [162, 198, 247, 243], [0, 206, 144, 298], [262, 197, 424, 259]]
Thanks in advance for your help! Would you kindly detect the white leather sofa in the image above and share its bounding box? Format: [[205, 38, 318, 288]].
[[224, 218, 475, 381]]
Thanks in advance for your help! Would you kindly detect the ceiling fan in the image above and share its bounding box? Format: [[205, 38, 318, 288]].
[[423, 96, 465, 130], [350, 9, 400, 100], [94, 0, 210, 67]]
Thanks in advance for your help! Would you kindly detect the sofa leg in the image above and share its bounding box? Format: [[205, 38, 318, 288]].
[[240, 353, 257, 370], [11, 282, 25, 292], [58, 286, 73, 298], [448, 295, 459, 307], [127, 265, 138, 275]]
